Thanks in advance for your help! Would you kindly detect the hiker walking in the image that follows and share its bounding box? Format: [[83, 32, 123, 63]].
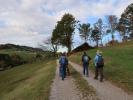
[[82, 52, 91, 77], [94, 50, 104, 82], [59, 52, 68, 80]]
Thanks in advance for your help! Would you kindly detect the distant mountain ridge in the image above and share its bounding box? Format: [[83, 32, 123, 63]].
[[0, 44, 44, 52]]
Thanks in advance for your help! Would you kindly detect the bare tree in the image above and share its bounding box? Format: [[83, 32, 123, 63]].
[[39, 37, 58, 55]]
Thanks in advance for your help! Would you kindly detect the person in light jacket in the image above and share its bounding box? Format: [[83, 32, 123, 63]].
[[94, 50, 104, 82]]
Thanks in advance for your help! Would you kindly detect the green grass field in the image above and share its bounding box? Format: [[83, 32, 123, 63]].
[[0, 60, 56, 100], [69, 41, 133, 93]]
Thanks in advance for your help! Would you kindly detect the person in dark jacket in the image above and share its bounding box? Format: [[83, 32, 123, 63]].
[[82, 52, 91, 77]]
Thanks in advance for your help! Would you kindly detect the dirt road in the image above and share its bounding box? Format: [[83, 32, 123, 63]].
[[69, 61, 133, 100], [49, 61, 81, 100]]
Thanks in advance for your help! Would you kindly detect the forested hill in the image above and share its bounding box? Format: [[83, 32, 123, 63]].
[[0, 44, 44, 52]]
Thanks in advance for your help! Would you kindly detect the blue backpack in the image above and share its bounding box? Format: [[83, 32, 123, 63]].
[[97, 56, 104, 66], [60, 57, 66, 65], [83, 56, 89, 63]]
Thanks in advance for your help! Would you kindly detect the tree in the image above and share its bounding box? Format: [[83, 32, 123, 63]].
[[55, 13, 77, 53], [78, 23, 91, 43], [106, 15, 118, 41], [91, 25, 100, 47], [40, 36, 58, 55], [51, 26, 61, 53], [117, 14, 128, 41], [51, 37, 58, 55], [95, 18, 104, 46], [118, 3, 133, 40]]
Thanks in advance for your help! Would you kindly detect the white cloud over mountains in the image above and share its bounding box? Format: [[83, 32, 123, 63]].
[[0, 0, 132, 47]]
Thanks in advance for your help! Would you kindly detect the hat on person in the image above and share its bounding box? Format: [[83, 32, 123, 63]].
[[96, 50, 102, 54]]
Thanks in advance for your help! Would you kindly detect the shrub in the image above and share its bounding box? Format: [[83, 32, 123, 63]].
[[0, 54, 12, 70], [10, 53, 23, 66]]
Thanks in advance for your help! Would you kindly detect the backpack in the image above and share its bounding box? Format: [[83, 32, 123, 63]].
[[60, 57, 66, 65], [83, 56, 89, 63], [97, 55, 104, 66]]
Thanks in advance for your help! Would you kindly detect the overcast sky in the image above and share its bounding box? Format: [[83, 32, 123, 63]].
[[0, 0, 132, 48]]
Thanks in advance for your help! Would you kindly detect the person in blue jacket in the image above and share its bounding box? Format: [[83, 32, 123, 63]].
[[94, 50, 104, 82], [59, 52, 68, 80]]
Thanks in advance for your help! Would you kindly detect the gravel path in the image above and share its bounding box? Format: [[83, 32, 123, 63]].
[[69, 61, 133, 100], [49, 61, 81, 100]]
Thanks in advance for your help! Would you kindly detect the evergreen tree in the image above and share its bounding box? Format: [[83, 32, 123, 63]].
[[118, 3, 133, 39]]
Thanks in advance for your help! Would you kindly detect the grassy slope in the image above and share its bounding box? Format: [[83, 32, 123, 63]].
[[69, 41, 133, 93], [0, 60, 56, 100], [0, 49, 37, 62]]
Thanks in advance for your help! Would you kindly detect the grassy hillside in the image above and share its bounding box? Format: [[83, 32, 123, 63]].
[[0, 49, 36, 62], [0, 60, 56, 100], [69, 40, 133, 93], [0, 44, 50, 63], [0, 44, 44, 52]]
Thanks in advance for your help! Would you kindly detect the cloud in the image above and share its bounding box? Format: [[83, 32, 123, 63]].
[[0, 0, 132, 47]]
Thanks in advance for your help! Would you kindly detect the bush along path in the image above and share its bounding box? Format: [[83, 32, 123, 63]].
[[69, 61, 133, 100]]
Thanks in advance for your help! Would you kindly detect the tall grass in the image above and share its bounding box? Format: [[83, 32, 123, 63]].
[[0, 60, 56, 100]]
